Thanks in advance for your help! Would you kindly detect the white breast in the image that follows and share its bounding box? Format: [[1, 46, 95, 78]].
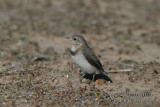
[[71, 52, 95, 74]]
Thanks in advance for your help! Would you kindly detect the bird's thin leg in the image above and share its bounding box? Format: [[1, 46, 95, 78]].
[[92, 73, 95, 83], [73, 74, 85, 87], [79, 73, 85, 82], [74, 73, 85, 83]]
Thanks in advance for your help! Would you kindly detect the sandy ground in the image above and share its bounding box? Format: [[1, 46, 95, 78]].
[[0, 0, 160, 107]]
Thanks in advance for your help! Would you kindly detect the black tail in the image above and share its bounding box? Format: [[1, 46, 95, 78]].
[[101, 73, 112, 83], [84, 73, 112, 83]]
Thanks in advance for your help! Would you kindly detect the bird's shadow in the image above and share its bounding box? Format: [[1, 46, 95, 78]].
[[83, 73, 112, 83]]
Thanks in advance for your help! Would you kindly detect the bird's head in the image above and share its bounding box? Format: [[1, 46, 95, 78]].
[[66, 35, 87, 47]]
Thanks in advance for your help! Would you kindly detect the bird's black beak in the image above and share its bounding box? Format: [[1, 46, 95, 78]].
[[65, 36, 73, 40]]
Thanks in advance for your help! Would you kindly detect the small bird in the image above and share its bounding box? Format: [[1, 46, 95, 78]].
[[67, 34, 112, 82]]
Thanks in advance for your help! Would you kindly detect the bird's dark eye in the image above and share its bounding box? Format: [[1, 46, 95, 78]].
[[73, 38, 77, 40]]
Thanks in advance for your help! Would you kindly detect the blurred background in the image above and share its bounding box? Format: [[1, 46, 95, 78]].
[[0, 0, 160, 61], [0, 0, 160, 106]]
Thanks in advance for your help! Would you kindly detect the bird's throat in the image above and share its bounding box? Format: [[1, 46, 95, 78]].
[[70, 46, 79, 56]]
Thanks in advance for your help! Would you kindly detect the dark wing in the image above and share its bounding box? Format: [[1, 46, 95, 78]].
[[82, 47, 104, 73]]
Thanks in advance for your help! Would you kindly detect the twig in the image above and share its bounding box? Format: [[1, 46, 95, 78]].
[[109, 69, 134, 73], [103, 91, 117, 107]]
